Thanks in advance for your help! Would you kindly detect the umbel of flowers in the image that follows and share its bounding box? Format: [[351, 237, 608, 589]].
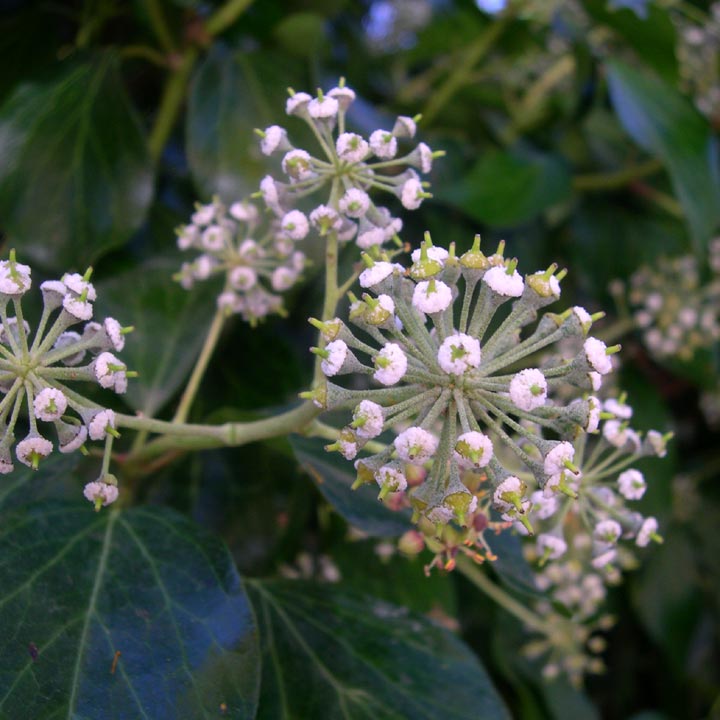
[[0, 251, 133, 509], [174, 197, 307, 325], [256, 79, 443, 252], [306, 234, 667, 568]]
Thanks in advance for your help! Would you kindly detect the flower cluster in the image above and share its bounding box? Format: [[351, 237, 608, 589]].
[[175, 197, 306, 325], [306, 235, 636, 548], [0, 252, 133, 506], [256, 79, 442, 251], [627, 251, 720, 361]]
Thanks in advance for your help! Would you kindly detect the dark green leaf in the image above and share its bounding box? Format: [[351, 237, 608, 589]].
[[247, 579, 509, 720], [290, 435, 411, 537], [486, 530, 541, 597], [187, 47, 298, 202], [0, 503, 259, 719], [95, 258, 219, 416], [274, 13, 328, 58], [0, 56, 154, 271], [438, 149, 572, 226], [607, 60, 720, 254]]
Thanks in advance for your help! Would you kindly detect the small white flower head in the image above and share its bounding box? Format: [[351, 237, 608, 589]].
[[426, 504, 455, 525], [602, 420, 637, 449], [352, 400, 385, 439], [594, 519, 622, 544], [260, 175, 282, 211], [339, 188, 371, 218], [308, 94, 339, 119], [58, 423, 88, 454], [493, 476, 526, 513], [356, 225, 386, 249], [83, 481, 119, 511], [229, 201, 259, 223], [365, 294, 395, 326], [646, 430, 669, 458], [437, 333, 481, 375], [416, 142, 434, 173], [412, 279, 452, 314], [260, 125, 288, 155], [62, 272, 97, 302], [585, 396, 601, 433], [201, 224, 229, 251], [604, 397, 633, 420], [543, 441, 576, 476], [410, 245, 448, 265], [572, 306, 593, 333], [531, 490, 559, 520], [271, 267, 297, 292], [336, 132, 369, 163], [0, 254, 32, 296], [584, 337, 613, 375], [280, 210, 309, 240], [282, 149, 315, 182], [62, 294, 93, 321], [373, 343, 408, 385], [454, 431, 493, 469], [537, 533, 567, 561], [286, 91, 312, 116], [618, 469, 646, 500], [359, 261, 397, 289], [40, 279, 67, 308], [193, 254, 216, 280], [375, 465, 407, 493], [103, 318, 126, 352], [229, 266, 257, 291], [309, 205, 342, 236], [509, 368, 548, 411], [400, 177, 425, 210], [88, 409, 117, 441], [53, 331, 85, 366], [636, 517, 660, 547], [394, 427, 438, 464], [321, 340, 349, 377], [393, 115, 417, 138], [591, 548, 617, 569], [369, 129, 398, 159], [94, 352, 128, 393], [589, 371, 603, 392], [327, 85, 356, 110], [483, 265, 525, 297], [16, 435, 53, 469], [0, 456, 14, 474], [33, 388, 68, 422], [191, 202, 216, 226]]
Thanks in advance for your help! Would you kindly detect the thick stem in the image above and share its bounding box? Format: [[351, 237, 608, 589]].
[[173, 307, 226, 423]]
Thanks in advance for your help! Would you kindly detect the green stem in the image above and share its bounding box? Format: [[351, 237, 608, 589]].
[[422, 12, 512, 126], [573, 159, 664, 191], [205, 0, 256, 36], [173, 307, 227, 423], [456, 555, 548, 633], [144, 0, 176, 53]]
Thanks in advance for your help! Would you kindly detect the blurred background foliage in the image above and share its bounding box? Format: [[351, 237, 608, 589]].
[[1, 0, 720, 718]]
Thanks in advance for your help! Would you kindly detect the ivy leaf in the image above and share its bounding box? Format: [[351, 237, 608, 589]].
[[247, 579, 510, 720], [95, 258, 219, 416], [290, 435, 411, 537], [607, 60, 720, 255], [438, 148, 572, 227], [0, 503, 259, 719], [0, 55, 154, 271]]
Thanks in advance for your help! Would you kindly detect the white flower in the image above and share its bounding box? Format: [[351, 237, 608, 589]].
[[201, 224, 228, 251], [357, 225, 386, 249], [618, 469, 646, 500], [437, 333, 481, 375], [369, 129, 397, 158], [327, 85, 356, 109], [271, 267, 297, 292], [229, 266, 257, 291], [308, 95, 339, 119], [604, 398, 633, 419], [454, 431, 493, 469], [483, 266, 525, 297], [88, 409, 116, 441], [0, 258, 32, 295], [646, 430, 668, 458], [585, 396, 601, 433], [393, 115, 417, 138], [191, 203, 216, 225], [493, 476, 525, 513], [375, 465, 407, 492], [636, 517, 659, 547], [53, 331, 85, 366], [400, 177, 425, 210], [58, 424, 88, 454], [16, 435, 53, 468], [280, 210, 309, 240], [537, 533, 567, 560], [410, 246, 448, 265], [33, 388, 68, 422], [83, 481, 119, 509], [229, 201, 259, 223], [260, 125, 287, 155], [594, 519, 622, 544], [282, 149, 315, 182], [544, 441, 576, 476], [286, 91, 312, 116], [412, 280, 452, 314], [260, 175, 282, 211], [509, 368, 547, 411], [572, 306, 592, 331], [530, 490, 558, 520], [591, 548, 617, 569], [336, 133, 369, 163], [373, 343, 408, 385], [589, 371, 602, 391], [602, 420, 640, 450], [309, 205, 342, 235], [62, 273, 96, 301], [103, 318, 125, 352], [62, 295, 93, 321], [94, 352, 128, 393], [339, 188, 371, 218], [353, 400, 384, 438], [427, 505, 455, 524], [394, 427, 438, 464], [416, 143, 433, 173], [321, 340, 348, 377], [584, 337, 613, 375], [359, 261, 397, 289]]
